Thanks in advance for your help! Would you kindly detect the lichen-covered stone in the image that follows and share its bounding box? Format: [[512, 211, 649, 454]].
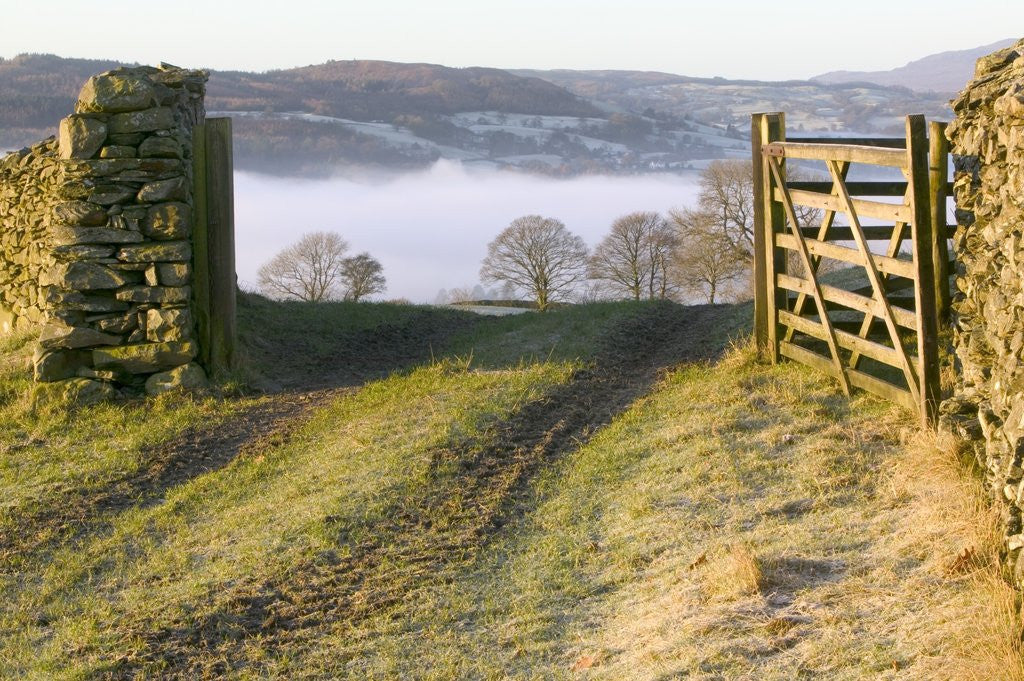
[[138, 136, 183, 159], [145, 307, 192, 342], [58, 116, 107, 160], [144, 362, 208, 396], [77, 73, 157, 113], [52, 227, 146, 246], [38, 321, 121, 350], [33, 348, 91, 382], [117, 241, 191, 262], [108, 107, 174, 134], [156, 262, 191, 286], [54, 201, 108, 227], [93, 340, 197, 374], [99, 145, 136, 159], [116, 285, 190, 304], [138, 178, 187, 203], [32, 377, 118, 407], [142, 202, 191, 239], [50, 262, 131, 290]]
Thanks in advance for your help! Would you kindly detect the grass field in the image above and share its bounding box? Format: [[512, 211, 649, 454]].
[[0, 297, 1020, 679]]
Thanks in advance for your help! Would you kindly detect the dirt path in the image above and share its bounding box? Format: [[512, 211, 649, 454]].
[[123, 302, 747, 677]]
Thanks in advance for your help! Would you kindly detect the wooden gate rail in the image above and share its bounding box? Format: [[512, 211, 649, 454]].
[[752, 112, 951, 426]]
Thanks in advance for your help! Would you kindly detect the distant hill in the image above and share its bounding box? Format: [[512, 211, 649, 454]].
[[207, 60, 599, 120], [0, 52, 964, 176], [811, 39, 1017, 93]]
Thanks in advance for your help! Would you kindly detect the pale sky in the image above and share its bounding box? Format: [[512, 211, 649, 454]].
[[1, 1, 1018, 79]]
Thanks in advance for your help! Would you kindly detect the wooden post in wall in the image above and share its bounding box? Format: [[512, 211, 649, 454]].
[[929, 120, 951, 322], [191, 118, 237, 378], [191, 121, 212, 370], [204, 117, 237, 376], [908, 115, 941, 427]]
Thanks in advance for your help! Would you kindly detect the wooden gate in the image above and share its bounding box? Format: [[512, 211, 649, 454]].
[[751, 113, 952, 426]]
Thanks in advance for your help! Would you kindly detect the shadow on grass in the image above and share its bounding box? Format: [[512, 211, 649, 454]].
[[123, 301, 754, 677]]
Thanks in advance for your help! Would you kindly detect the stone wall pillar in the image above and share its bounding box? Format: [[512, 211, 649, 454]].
[[941, 37, 1024, 582], [0, 64, 211, 398]]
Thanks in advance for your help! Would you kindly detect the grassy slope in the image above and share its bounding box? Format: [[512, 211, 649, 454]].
[[0, 299, 1020, 679]]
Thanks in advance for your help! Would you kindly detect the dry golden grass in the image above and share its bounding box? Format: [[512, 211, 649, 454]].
[[701, 543, 764, 601], [882, 430, 1024, 681]]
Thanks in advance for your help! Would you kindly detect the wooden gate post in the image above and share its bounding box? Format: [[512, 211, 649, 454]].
[[191, 117, 237, 378], [752, 113, 769, 356], [907, 115, 941, 426], [928, 120, 951, 322], [759, 113, 787, 363]]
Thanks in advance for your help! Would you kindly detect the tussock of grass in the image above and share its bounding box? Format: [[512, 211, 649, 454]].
[[700, 543, 764, 601]]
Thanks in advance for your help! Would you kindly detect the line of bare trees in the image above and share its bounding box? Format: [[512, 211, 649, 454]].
[[480, 159, 783, 309], [257, 231, 387, 302]]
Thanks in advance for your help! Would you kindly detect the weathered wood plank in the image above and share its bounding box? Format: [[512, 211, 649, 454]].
[[790, 180, 954, 195], [786, 136, 907, 148], [764, 141, 908, 168], [779, 310, 916, 372], [909, 115, 941, 426], [777, 273, 917, 329], [768, 155, 851, 395], [775, 233, 916, 278], [779, 341, 916, 411], [798, 224, 956, 240], [828, 157, 921, 407], [775, 187, 911, 223]]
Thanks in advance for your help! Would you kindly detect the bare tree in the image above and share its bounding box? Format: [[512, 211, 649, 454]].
[[480, 215, 588, 311], [340, 252, 386, 302], [588, 211, 678, 300], [698, 159, 820, 260], [257, 231, 349, 302], [670, 208, 749, 304]]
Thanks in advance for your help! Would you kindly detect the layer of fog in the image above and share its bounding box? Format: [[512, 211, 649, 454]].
[[234, 161, 701, 303]]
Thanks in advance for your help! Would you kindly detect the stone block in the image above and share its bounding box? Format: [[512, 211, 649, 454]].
[[142, 202, 191, 239], [138, 178, 188, 203], [93, 340, 197, 374], [99, 145, 136, 159], [144, 362, 208, 396], [138, 136, 183, 159], [115, 285, 191, 304], [88, 184, 139, 206], [57, 262, 131, 290], [76, 72, 157, 113], [54, 200, 108, 227], [156, 262, 191, 286], [58, 116, 108, 160], [52, 227, 145, 246], [116, 241, 191, 263], [33, 377, 117, 407], [38, 321, 121, 350], [108, 107, 174, 134], [145, 308, 192, 342], [33, 348, 91, 382]]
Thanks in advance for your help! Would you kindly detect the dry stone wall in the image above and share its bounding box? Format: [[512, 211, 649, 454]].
[[0, 65, 210, 398], [941, 37, 1024, 582]]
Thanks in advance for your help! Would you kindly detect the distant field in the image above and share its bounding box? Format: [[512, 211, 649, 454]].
[[0, 297, 1019, 679]]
